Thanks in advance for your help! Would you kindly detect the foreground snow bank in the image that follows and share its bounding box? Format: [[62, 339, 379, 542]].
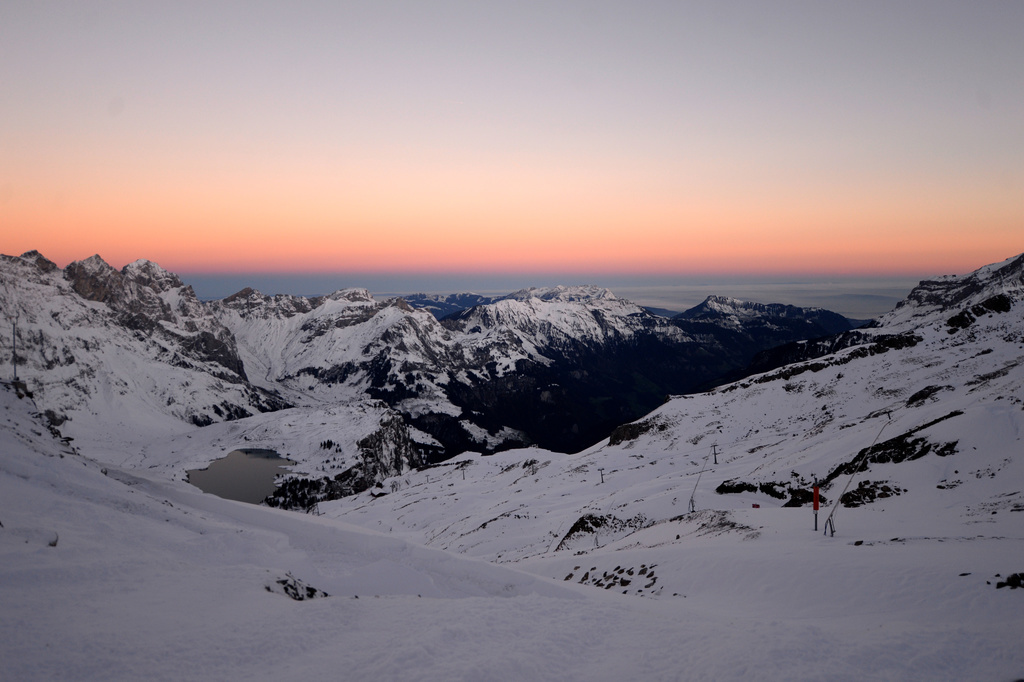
[[2, 382, 1022, 681]]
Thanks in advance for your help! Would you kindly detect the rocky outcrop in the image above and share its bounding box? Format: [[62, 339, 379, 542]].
[[64, 255, 127, 306], [0, 251, 291, 446], [891, 253, 1024, 318], [264, 411, 426, 509], [17, 250, 59, 273]]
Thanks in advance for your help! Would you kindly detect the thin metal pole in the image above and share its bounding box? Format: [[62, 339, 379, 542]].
[[8, 313, 17, 381]]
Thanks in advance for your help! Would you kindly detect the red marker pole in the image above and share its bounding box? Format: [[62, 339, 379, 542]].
[[813, 485, 820, 531]]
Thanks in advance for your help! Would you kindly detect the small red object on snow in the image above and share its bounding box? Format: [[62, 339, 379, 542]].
[[752, 504, 760, 508]]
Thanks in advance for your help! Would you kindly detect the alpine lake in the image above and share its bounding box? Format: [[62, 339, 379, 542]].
[[186, 449, 295, 504]]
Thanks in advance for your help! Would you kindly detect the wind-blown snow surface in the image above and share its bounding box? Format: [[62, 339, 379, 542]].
[[2, 380, 1022, 682], [3, 254, 1024, 680]]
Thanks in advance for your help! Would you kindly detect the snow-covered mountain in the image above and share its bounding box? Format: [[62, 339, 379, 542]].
[[3, 253, 1022, 679], [885, 252, 1023, 326], [2, 250, 857, 464], [443, 285, 674, 349], [745, 254, 1024, 378], [676, 295, 853, 336], [433, 286, 860, 452], [315, 253, 1024, 572], [0, 251, 289, 460]]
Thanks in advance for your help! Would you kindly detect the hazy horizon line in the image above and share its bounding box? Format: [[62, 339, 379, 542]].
[[180, 271, 927, 320]]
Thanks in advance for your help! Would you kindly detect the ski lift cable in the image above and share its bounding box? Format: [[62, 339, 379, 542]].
[[687, 444, 716, 512], [629, 429, 783, 465], [822, 409, 893, 535]]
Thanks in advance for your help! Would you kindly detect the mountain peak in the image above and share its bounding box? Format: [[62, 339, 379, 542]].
[[505, 285, 618, 303], [17, 250, 58, 273], [76, 254, 116, 273], [885, 252, 1024, 325], [700, 295, 750, 313], [223, 287, 261, 303], [327, 288, 375, 303], [121, 259, 184, 293], [681, 296, 819, 320], [63, 255, 122, 303]]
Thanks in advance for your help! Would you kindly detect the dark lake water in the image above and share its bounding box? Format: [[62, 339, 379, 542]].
[[186, 449, 295, 503]]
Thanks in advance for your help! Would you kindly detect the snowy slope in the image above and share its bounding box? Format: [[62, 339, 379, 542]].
[[3, 254, 1024, 680], [3, 360, 1022, 680], [322, 255, 1024, 605], [0, 381, 606, 681]]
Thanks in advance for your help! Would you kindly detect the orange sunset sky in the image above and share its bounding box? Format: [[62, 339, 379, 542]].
[[1, 2, 1021, 284]]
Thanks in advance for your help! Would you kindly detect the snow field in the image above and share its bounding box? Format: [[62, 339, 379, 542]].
[[3, 253, 1024, 680]]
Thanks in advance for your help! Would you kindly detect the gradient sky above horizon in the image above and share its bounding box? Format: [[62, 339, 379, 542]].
[[1, 1, 1022, 284]]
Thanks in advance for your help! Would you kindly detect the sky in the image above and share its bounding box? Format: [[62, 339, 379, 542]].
[[1, 1, 1022, 313]]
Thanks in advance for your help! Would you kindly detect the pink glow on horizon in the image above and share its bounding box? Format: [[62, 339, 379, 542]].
[[3, 4, 1021, 282], [6, 180, 1017, 280]]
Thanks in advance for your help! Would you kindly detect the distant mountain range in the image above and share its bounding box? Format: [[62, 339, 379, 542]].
[[15, 249, 1019, 498], [2, 249, 863, 485]]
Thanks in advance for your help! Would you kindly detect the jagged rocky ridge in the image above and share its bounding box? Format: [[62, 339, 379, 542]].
[[0, 252, 289, 450], [745, 253, 1024, 376], [210, 281, 859, 456], [1, 249, 859, 493]]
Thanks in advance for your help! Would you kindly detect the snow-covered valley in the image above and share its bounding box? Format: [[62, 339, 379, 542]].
[[2, 252, 1024, 680]]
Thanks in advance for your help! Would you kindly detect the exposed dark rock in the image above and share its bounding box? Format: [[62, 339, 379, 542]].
[[946, 293, 1015, 333], [906, 385, 950, 407], [823, 412, 963, 487], [64, 255, 123, 304], [189, 413, 214, 427], [181, 331, 247, 381], [782, 487, 820, 508], [995, 573, 1023, 589], [716, 478, 827, 508], [715, 480, 757, 495], [608, 419, 666, 445], [555, 513, 648, 552], [42, 409, 67, 427], [266, 572, 329, 600], [840, 480, 905, 507], [19, 250, 58, 273]]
